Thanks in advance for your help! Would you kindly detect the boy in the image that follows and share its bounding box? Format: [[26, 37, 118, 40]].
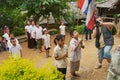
[[9, 38, 22, 59], [70, 29, 85, 77], [59, 20, 66, 37], [7, 33, 19, 51], [34, 21, 43, 52]]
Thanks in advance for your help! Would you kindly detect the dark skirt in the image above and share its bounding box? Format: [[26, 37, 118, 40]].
[[27, 32, 34, 48], [57, 68, 67, 80]]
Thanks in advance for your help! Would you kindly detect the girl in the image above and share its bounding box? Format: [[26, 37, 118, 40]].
[[53, 34, 68, 80], [25, 20, 32, 48], [42, 28, 50, 57]]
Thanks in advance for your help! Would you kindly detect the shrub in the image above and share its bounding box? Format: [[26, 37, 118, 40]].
[[76, 25, 85, 34], [0, 57, 64, 80], [67, 25, 85, 34], [49, 29, 59, 35], [12, 27, 25, 36]]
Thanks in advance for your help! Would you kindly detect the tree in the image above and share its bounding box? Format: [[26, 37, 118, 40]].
[[20, 0, 70, 23], [0, 0, 26, 30]]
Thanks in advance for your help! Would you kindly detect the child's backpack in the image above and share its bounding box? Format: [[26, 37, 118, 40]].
[[107, 45, 120, 80]]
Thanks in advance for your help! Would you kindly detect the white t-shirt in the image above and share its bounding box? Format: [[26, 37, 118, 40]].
[[42, 34, 50, 49], [25, 25, 32, 33], [9, 44, 22, 59], [3, 33, 10, 41], [30, 26, 36, 38], [7, 38, 19, 50], [59, 25, 66, 35], [53, 44, 68, 68], [70, 38, 85, 62], [35, 26, 43, 39]]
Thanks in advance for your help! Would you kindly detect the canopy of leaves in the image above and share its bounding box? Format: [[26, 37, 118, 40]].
[[0, 0, 70, 29]]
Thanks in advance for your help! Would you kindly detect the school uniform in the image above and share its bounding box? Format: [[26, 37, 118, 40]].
[[25, 25, 32, 48], [59, 25, 66, 36], [7, 38, 19, 51], [30, 25, 36, 48], [3, 33, 10, 41], [53, 44, 68, 80], [70, 38, 85, 74], [35, 26, 43, 48], [42, 34, 50, 50], [9, 44, 22, 59]]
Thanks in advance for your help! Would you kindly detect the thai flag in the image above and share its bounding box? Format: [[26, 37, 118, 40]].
[[78, 0, 95, 30]]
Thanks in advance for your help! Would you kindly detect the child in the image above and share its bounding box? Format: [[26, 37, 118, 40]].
[[59, 20, 66, 37], [42, 28, 50, 58], [25, 20, 32, 48], [53, 34, 68, 80], [0, 36, 7, 52], [34, 21, 43, 52], [9, 38, 22, 59], [69, 29, 85, 77], [30, 20, 37, 49], [3, 27, 10, 41], [7, 33, 19, 51]]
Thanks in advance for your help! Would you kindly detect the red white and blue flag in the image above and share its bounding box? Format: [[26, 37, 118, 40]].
[[78, 0, 95, 30]]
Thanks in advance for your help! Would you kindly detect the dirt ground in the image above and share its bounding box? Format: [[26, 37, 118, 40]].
[[0, 33, 120, 80]]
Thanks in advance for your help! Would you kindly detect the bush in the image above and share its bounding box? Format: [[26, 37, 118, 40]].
[[49, 29, 59, 35], [67, 25, 85, 34], [76, 25, 85, 34], [0, 57, 64, 80], [12, 27, 25, 36]]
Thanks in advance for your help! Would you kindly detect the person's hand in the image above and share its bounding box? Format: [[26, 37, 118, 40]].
[[65, 52, 68, 57], [79, 39, 83, 44], [99, 21, 104, 26]]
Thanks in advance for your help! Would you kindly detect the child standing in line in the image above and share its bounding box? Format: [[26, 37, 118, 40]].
[[25, 20, 32, 48], [7, 33, 19, 51], [53, 34, 68, 80], [9, 38, 22, 59], [42, 28, 50, 58], [34, 21, 43, 53], [69, 29, 85, 77]]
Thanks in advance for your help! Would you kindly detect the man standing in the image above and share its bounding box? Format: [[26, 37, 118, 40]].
[[92, 17, 115, 69]]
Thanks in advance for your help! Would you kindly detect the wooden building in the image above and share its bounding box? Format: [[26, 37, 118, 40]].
[[96, 0, 120, 36]]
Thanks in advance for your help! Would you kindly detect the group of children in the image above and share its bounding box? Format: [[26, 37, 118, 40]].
[[0, 20, 84, 80], [0, 27, 22, 59], [25, 20, 51, 58]]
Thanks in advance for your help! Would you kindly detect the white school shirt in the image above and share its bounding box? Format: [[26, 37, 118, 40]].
[[3, 33, 10, 41], [25, 25, 32, 33], [59, 25, 66, 35], [53, 44, 68, 68], [30, 25, 36, 38], [35, 26, 43, 39], [42, 34, 50, 49], [7, 38, 19, 50], [70, 38, 85, 62], [9, 44, 22, 59]]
